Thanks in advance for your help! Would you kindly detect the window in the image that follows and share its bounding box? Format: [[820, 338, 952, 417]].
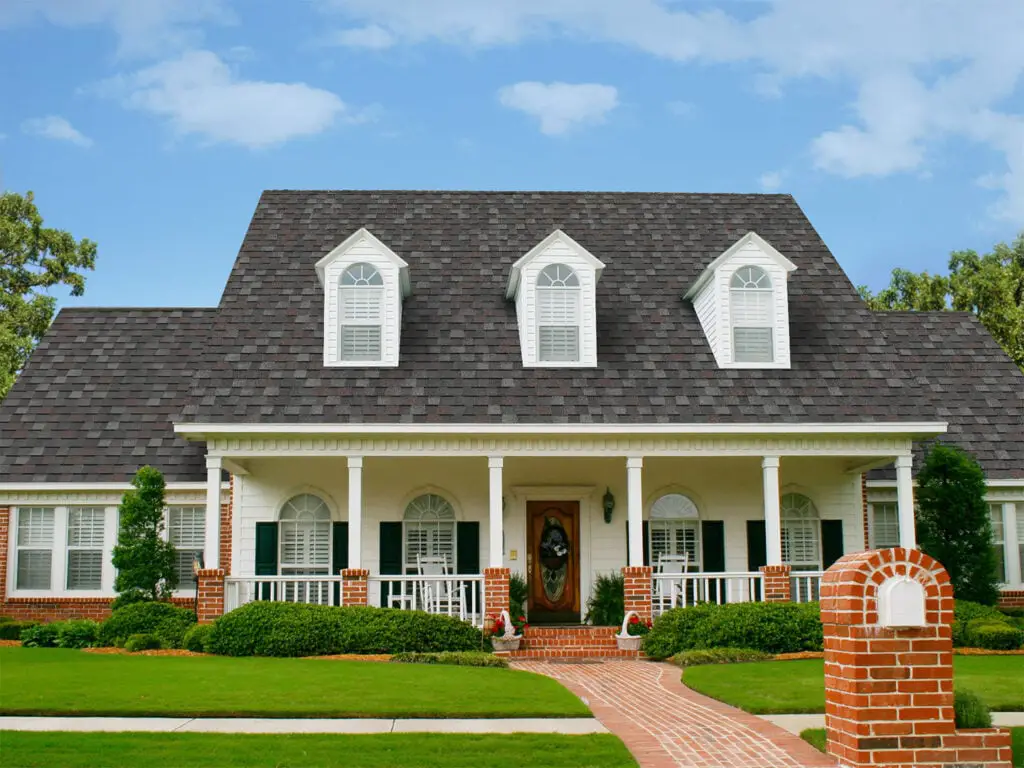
[[16, 508, 55, 590], [339, 263, 384, 361], [1018, 506, 1024, 584], [279, 494, 331, 575], [66, 507, 105, 590], [536, 264, 580, 362], [730, 266, 774, 363], [648, 494, 701, 570], [404, 494, 456, 570], [870, 503, 900, 549], [781, 493, 820, 570], [990, 503, 1006, 584], [168, 507, 205, 589]]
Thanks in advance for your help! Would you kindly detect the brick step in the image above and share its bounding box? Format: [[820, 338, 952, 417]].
[[506, 648, 643, 660]]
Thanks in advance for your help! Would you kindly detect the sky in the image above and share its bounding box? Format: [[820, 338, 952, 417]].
[[1, 0, 1022, 310]]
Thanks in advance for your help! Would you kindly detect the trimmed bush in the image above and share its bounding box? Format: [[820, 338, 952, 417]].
[[56, 619, 100, 649], [999, 607, 1024, 619], [205, 602, 482, 657], [643, 602, 822, 659], [182, 623, 213, 653], [964, 619, 1024, 650], [21, 623, 60, 648], [954, 689, 992, 728], [0, 620, 37, 640], [585, 573, 625, 627], [98, 602, 196, 648], [0, 615, 12, 623], [390, 652, 508, 668], [953, 600, 1005, 646], [124, 633, 161, 653], [671, 648, 772, 667], [111, 590, 153, 613]]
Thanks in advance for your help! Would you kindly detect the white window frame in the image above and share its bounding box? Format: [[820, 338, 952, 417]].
[[403, 493, 457, 572], [781, 493, 821, 571], [339, 262, 385, 363], [66, 507, 106, 591], [730, 265, 775, 364], [988, 502, 1006, 585], [536, 263, 582, 364], [167, 506, 206, 591], [647, 493, 701, 571], [869, 502, 900, 550], [278, 494, 332, 577], [15, 507, 56, 592]]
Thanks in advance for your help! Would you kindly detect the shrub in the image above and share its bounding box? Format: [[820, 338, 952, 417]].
[[964, 619, 1024, 650], [182, 623, 213, 653], [0, 620, 37, 640], [509, 572, 528, 620], [111, 590, 154, 613], [205, 602, 483, 657], [98, 602, 196, 648], [585, 573, 625, 627], [124, 633, 161, 653], [21, 623, 61, 648], [954, 689, 992, 729], [671, 648, 772, 667], [953, 600, 1016, 646], [643, 601, 823, 659], [112, 466, 178, 602], [999, 607, 1024, 619], [0, 615, 11, 623], [390, 652, 508, 668], [56, 619, 100, 649]]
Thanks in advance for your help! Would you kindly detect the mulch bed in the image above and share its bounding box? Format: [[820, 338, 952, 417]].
[[772, 652, 823, 661], [0, 640, 21, 647], [83, 647, 203, 657], [954, 647, 1024, 655]]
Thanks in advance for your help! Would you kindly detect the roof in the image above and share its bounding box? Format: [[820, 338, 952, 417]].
[[0, 308, 214, 483], [868, 312, 1024, 481]]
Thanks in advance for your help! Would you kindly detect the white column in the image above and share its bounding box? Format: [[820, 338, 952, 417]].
[[1003, 503, 1021, 587], [488, 457, 504, 569], [348, 457, 363, 570], [762, 456, 782, 566], [895, 455, 917, 549], [204, 456, 222, 570], [627, 457, 644, 567]]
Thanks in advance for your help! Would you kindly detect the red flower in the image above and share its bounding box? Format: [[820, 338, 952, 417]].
[[629, 615, 639, 623]]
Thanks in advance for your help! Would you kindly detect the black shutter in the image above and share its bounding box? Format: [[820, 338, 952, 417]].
[[456, 522, 481, 612], [332, 522, 349, 605], [821, 520, 844, 570], [746, 520, 766, 601], [254, 522, 278, 601], [701, 521, 725, 572], [379, 522, 403, 607]]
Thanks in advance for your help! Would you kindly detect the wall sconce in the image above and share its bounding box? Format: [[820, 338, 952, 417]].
[[602, 487, 615, 524]]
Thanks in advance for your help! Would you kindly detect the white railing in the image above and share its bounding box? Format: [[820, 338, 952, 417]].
[[790, 571, 824, 603], [225, 575, 345, 611], [652, 571, 764, 617], [369, 574, 486, 628]]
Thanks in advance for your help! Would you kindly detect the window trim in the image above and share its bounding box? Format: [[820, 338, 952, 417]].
[[66, 507, 105, 591], [536, 263, 582, 364], [167, 506, 206, 592], [869, 502, 900, 550], [729, 265, 775, 364], [780, 493, 822, 570], [277, 494, 333, 576], [338, 263, 385, 364], [15, 507, 56, 592], [402, 493, 458, 572]]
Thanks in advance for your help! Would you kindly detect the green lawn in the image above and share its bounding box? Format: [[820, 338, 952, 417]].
[[800, 728, 1024, 768], [0, 648, 588, 718], [0, 732, 637, 768], [683, 656, 1024, 714]]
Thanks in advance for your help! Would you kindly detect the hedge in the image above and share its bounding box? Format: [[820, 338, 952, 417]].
[[124, 633, 162, 652], [205, 602, 482, 657], [0, 620, 37, 641], [98, 602, 196, 649], [390, 651, 508, 668], [56, 620, 100, 649], [952, 601, 1005, 646], [21, 623, 60, 648], [964, 619, 1024, 651], [671, 648, 772, 667], [182, 623, 214, 653], [954, 689, 992, 729]]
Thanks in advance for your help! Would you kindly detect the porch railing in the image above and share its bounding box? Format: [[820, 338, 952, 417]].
[[790, 571, 824, 603], [368, 575, 486, 628], [224, 575, 345, 611], [651, 571, 764, 617]]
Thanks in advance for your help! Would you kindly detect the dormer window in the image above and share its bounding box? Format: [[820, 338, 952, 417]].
[[339, 263, 384, 362], [730, 266, 774, 363], [537, 264, 581, 362]]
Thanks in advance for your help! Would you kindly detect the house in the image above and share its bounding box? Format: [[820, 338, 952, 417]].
[[1, 190, 1022, 630]]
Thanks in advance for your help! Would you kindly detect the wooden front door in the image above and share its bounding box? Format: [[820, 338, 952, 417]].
[[526, 500, 580, 623]]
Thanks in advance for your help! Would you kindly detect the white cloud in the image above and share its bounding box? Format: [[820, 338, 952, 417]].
[[758, 171, 783, 192], [498, 82, 618, 135], [328, 25, 396, 50], [96, 50, 350, 149], [21, 115, 94, 147]]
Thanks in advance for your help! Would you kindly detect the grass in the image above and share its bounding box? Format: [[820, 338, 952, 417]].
[[0, 732, 638, 768], [682, 656, 1024, 714], [800, 728, 1024, 768], [0, 648, 588, 719]]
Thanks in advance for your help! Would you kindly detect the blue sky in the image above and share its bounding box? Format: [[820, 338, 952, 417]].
[[1, 0, 1022, 310]]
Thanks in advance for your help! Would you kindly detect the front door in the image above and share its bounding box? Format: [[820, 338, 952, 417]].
[[526, 500, 580, 623]]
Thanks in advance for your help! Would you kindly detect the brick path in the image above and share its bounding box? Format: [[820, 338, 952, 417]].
[[513, 660, 837, 768]]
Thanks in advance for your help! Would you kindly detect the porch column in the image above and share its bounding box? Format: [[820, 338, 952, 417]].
[[895, 455, 917, 549], [488, 457, 504, 568], [627, 457, 644, 566], [348, 457, 363, 569], [204, 456, 222, 570], [762, 456, 782, 565]]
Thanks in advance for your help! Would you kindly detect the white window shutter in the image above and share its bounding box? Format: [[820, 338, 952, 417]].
[[67, 508, 106, 590], [340, 286, 384, 361], [537, 288, 581, 362], [731, 285, 775, 363], [17, 508, 55, 590]]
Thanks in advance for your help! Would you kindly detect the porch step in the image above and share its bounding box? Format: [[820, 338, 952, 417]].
[[505, 625, 641, 660]]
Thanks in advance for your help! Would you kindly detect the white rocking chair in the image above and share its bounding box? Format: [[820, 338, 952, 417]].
[[415, 555, 467, 620], [654, 553, 690, 611]]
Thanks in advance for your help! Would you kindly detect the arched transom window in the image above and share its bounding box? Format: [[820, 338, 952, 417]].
[[279, 494, 331, 575], [536, 263, 580, 363], [404, 494, 456, 570], [339, 263, 384, 362], [781, 493, 820, 570], [730, 265, 774, 363], [649, 493, 700, 570]]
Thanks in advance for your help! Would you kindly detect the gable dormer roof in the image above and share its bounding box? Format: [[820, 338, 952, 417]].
[[683, 231, 796, 300], [504, 229, 605, 300], [316, 227, 412, 297]]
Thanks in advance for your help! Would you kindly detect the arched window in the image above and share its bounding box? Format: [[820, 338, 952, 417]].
[[279, 494, 331, 575], [730, 265, 774, 363], [404, 493, 456, 570], [339, 263, 384, 361], [536, 263, 580, 362], [781, 493, 820, 570], [648, 493, 701, 570]]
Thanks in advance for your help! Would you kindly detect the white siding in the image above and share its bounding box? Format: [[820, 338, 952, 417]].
[[692, 280, 722, 365]]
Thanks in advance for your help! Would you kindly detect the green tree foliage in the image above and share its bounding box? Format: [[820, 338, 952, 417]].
[[0, 191, 97, 399], [858, 233, 1024, 371], [915, 444, 1000, 606], [112, 466, 178, 603]]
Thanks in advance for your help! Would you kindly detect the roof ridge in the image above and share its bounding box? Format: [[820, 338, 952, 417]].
[[58, 306, 218, 312], [259, 189, 795, 197]]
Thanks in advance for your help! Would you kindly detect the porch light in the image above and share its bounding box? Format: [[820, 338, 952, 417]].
[[603, 487, 615, 524]]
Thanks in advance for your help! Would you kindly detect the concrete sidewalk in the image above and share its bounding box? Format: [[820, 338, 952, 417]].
[[0, 716, 606, 735], [763, 712, 1024, 735]]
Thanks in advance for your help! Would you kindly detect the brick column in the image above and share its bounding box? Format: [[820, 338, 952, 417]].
[[484, 567, 510, 625], [622, 565, 653, 622], [0, 507, 9, 605], [341, 568, 369, 606], [821, 548, 1012, 768], [219, 475, 233, 574], [196, 568, 225, 624], [760, 564, 792, 602]]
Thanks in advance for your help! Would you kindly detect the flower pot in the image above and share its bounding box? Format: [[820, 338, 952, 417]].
[[616, 635, 643, 651], [491, 636, 522, 652]]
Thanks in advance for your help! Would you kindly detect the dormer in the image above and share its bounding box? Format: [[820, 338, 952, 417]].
[[505, 230, 605, 367], [316, 228, 410, 367], [684, 232, 797, 369]]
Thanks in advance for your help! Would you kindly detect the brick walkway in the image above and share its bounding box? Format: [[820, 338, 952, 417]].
[[513, 660, 837, 768]]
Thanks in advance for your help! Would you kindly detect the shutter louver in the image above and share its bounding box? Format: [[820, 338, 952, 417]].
[[733, 328, 774, 362], [67, 508, 106, 590], [340, 285, 383, 361], [17, 508, 55, 590], [537, 287, 580, 362]]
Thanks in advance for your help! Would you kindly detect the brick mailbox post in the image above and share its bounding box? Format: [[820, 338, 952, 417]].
[[821, 548, 1012, 768]]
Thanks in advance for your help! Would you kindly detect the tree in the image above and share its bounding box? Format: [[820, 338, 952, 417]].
[[0, 191, 97, 400], [112, 466, 178, 605], [915, 443, 1000, 605], [859, 232, 1024, 371]]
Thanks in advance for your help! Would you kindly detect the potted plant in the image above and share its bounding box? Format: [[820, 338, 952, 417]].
[[616, 612, 652, 651], [490, 612, 527, 651]]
